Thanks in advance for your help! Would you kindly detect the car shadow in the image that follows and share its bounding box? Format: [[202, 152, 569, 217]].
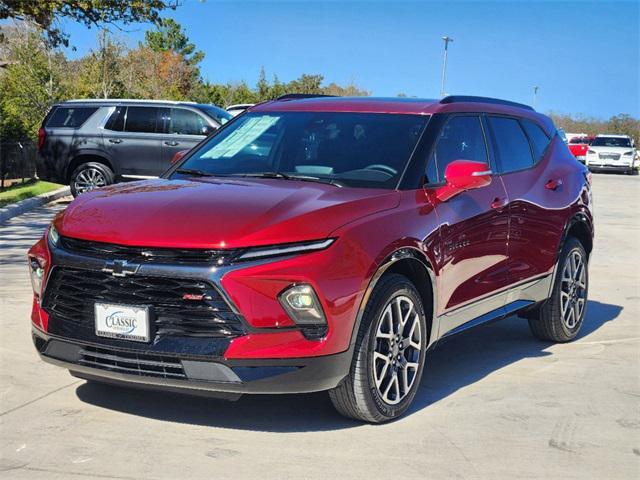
[[75, 300, 622, 432]]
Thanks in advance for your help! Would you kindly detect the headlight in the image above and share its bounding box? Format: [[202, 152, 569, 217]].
[[28, 256, 46, 296], [236, 238, 335, 261], [48, 224, 60, 247], [623, 151, 634, 156], [587, 150, 596, 155], [278, 284, 326, 326]]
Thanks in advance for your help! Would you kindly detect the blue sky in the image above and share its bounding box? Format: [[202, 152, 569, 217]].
[[56, 0, 638, 118]]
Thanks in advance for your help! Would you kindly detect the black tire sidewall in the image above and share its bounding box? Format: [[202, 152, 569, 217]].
[[70, 162, 114, 197], [552, 238, 589, 338], [362, 277, 428, 420]]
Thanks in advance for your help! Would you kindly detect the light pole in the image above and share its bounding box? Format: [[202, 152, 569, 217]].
[[533, 86, 539, 109], [440, 36, 453, 97]]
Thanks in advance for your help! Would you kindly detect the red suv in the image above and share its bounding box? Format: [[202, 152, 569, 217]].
[[28, 95, 593, 423]]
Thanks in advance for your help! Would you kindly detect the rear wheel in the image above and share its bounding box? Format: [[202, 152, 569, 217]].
[[528, 237, 588, 342], [70, 162, 114, 197], [329, 273, 428, 423]]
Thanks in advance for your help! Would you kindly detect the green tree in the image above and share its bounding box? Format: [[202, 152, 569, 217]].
[[256, 66, 270, 100], [0, 25, 68, 139], [144, 18, 203, 66], [0, 0, 179, 47], [286, 74, 324, 94], [74, 30, 126, 99]]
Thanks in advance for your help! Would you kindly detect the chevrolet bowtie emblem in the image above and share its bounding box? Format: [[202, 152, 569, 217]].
[[102, 259, 140, 277]]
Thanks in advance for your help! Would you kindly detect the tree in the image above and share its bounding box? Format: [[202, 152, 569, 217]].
[[0, 24, 68, 139], [74, 30, 126, 99], [256, 66, 270, 100], [286, 74, 324, 94], [144, 18, 203, 66], [0, 0, 179, 47]]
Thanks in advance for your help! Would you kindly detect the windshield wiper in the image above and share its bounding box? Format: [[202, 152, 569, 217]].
[[237, 172, 343, 187], [175, 168, 215, 177]]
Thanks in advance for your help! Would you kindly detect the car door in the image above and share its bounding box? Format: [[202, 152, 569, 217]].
[[102, 106, 164, 178], [487, 116, 562, 287], [428, 114, 510, 328], [158, 107, 210, 172]]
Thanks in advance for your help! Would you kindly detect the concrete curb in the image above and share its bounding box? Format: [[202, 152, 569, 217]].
[[0, 186, 71, 225]]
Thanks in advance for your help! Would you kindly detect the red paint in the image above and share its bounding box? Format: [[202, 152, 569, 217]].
[[29, 97, 593, 361], [171, 149, 189, 165]]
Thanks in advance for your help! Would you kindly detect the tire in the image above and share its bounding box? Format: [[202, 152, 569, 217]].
[[329, 273, 428, 423], [528, 237, 588, 342], [70, 162, 114, 197]]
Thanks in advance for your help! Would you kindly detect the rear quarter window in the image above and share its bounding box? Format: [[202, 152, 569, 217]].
[[521, 119, 551, 162], [46, 107, 98, 128]]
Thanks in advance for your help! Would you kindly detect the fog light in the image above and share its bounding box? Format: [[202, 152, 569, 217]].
[[279, 284, 326, 325], [29, 256, 45, 296]]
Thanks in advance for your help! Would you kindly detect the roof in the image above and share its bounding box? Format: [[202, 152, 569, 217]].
[[251, 95, 555, 135], [60, 99, 199, 106], [595, 134, 631, 138]]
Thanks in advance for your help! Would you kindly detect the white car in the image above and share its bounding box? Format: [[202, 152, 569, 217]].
[[586, 134, 638, 175], [226, 104, 254, 117]]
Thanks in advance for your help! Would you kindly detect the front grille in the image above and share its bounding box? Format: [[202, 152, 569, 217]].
[[43, 267, 246, 340], [60, 236, 239, 265], [79, 345, 186, 379], [599, 153, 621, 160]]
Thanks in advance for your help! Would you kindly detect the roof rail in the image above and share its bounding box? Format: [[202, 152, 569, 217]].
[[62, 98, 198, 105], [275, 94, 336, 101], [440, 95, 534, 111]]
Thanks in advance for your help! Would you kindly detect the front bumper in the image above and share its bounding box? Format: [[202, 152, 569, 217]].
[[587, 163, 634, 172], [33, 327, 351, 396]]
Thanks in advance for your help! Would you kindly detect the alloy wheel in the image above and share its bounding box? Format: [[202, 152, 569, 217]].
[[74, 167, 107, 194], [560, 249, 587, 329], [372, 295, 422, 405]]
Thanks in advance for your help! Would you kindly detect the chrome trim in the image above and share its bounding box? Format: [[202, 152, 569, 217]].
[[121, 174, 158, 180], [471, 170, 493, 176], [237, 238, 335, 261]]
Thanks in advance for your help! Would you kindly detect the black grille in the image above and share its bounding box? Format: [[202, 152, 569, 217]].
[[43, 267, 246, 340], [79, 345, 186, 379], [60, 236, 239, 264]]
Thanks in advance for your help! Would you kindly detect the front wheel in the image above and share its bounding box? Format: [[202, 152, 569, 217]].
[[329, 273, 428, 423], [528, 237, 588, 342]]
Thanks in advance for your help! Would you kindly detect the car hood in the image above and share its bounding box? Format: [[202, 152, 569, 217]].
[[54, 178, 400, 249]]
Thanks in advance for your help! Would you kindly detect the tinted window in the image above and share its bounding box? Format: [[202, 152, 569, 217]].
[[569, 137, 590, 144], [47, 107, 98, 128], [124, 107, 159, 133], [521, 119, 550, 161], [173, 112, 428, 189], [168, 108, 207, 135], [104, 107, 125, 131], [488, 117, 534, 173], [198, 105, 232, 125], [591, 136, 632, 148], [427, 115, 487, 183]]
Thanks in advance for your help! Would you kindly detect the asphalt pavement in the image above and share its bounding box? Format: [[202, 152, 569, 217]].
[[0, 174, 638, 479]]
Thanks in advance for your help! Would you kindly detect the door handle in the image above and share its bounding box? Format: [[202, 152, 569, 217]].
[[491, 197, 508, 210], [545, 178, 563, 190], [164, 141, 179, 147], [108, 138, 122, 144]]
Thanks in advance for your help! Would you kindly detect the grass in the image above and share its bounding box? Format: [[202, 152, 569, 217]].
[[0, 180, 63, 208]]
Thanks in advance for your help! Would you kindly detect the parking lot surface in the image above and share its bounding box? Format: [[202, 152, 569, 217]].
[[1, 174, 638, 479]]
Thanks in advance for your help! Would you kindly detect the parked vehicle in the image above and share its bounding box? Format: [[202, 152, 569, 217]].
[[29, 95, 593, 423], [568, 136, 594, 163], [226, 103, 255, 116], [37, 99, 232, 196], [586, 134, 638, 174]]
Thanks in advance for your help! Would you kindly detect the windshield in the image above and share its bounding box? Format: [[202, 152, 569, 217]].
[[199, 105, 233, 125], [569, 137, 591, 145], [170, 111, 429, 189], [591, 136, 632, 148]]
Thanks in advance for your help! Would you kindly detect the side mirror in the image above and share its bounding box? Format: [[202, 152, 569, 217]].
[[202, 125, 217, 136], [434, 160, 492, 202], [170, 149, 190, 165]]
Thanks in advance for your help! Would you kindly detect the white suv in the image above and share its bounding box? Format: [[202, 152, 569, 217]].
[[586, 134, 638, 175]]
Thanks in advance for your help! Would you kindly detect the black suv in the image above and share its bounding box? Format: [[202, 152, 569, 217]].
[[37, 99, 232, 196]]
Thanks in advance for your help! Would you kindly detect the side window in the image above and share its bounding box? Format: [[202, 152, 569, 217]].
[[488, 116, 534, 173], [168, 108, 207, 135], [521, 119, 550, 162], [46, 107, 98, 128], [124, 107, 159, 134], [428, 115, 487, 183], [104, 106, 125, 131]]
